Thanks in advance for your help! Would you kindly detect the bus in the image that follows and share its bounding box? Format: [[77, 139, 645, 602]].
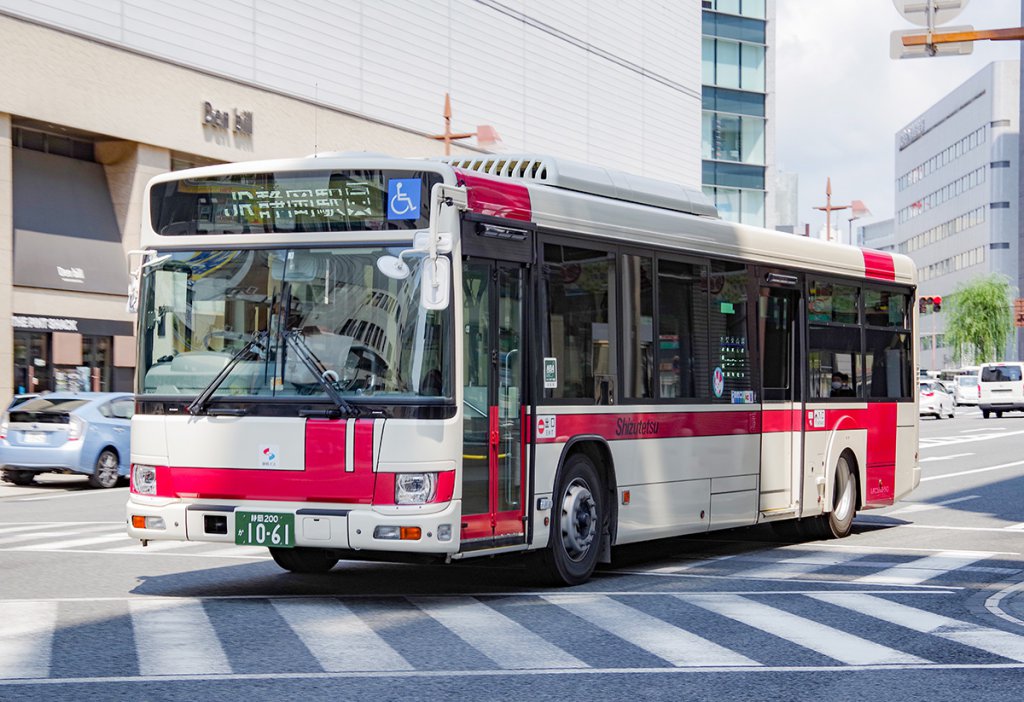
[[125, 153, 920, 585]]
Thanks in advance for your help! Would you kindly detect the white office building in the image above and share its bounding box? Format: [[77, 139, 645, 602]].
[[0, 1, 704, 403], [893, 60, 1020, 369]]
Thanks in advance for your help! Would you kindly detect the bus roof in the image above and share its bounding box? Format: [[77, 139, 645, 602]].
[[141, 153, 915, 287]]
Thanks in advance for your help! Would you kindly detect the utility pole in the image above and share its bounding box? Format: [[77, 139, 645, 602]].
[[429, 93, 500, 155], [812, 178, 850, 242]]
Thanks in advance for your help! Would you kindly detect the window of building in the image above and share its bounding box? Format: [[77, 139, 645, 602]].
[[12, 126, 94, 161]]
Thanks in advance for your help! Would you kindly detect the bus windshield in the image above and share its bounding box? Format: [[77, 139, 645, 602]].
[[137, 247, 451, 401]]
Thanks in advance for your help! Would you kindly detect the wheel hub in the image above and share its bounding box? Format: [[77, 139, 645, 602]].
[[560, 479, 597, 562]]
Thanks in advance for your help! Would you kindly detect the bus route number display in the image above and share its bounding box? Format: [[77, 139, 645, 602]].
[[235, 511, 295, 548]]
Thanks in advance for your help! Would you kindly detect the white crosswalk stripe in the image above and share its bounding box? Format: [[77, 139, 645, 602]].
[[730, 550, 865, 580], [272, 598, 414, 672], [0, 602, 58, 679], [543, 593, 759, 667], [854, 551, 989, 585], [681, 594, 928, 665], [814, 593, 1024, 662], [411, 596, 588, 669], [129, 598, 232, 676]]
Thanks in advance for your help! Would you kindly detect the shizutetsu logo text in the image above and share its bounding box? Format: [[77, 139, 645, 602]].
[[259, 445, 279, 468]]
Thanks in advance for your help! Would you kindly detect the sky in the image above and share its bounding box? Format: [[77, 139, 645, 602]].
[[775, 0, 1020, 239]]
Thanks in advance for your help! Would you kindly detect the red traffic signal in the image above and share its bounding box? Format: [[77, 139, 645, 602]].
[[933, 296, 942, 312], [919, 295, 941, 313]]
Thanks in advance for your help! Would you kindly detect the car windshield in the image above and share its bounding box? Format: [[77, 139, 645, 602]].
[[957, 376, 977, 387], [981, 366, 1022, 382], [137, 247, 451, 401]]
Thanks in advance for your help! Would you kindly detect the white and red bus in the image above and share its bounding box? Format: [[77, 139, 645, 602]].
[[126, 153, 920, 585]]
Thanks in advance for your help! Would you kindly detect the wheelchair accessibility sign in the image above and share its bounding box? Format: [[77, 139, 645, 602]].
[[387, 178, 421, 220]]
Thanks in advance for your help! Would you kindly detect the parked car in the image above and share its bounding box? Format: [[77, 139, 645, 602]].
[[952, 374, 980, 406], [919, 380, 955, 419], [0, 392, 133, 488], [978, 361, 1024, 419]]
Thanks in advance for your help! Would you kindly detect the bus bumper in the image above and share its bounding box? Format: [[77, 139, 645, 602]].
[[126, 496, 462, 555]]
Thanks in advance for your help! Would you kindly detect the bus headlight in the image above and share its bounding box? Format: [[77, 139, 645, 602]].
[[395, 473, 437, 504], [132, 464, 157, 495]]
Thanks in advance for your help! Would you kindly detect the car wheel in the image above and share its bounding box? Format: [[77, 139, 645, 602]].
[[269, 547, 339, 573], [3, 470, 36, 486], [997, 411, 1004, 418], [982, 409, 991, 419], [88, 449, 121, 489]]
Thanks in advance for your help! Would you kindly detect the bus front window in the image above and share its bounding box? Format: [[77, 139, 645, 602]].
[[137, 247, 451, 401]]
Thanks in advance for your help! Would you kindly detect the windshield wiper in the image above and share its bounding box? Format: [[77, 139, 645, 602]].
[[283, 330, 361, 418], [188, 331, 268, 416]]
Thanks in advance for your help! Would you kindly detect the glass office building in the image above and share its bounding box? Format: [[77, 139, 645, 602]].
[[701, 0, 774, 227]]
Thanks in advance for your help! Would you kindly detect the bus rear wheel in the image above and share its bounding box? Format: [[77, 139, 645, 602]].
[[269, 547, 339, 574], [536, 453, 604, 587], [818, 454, 856, 539]]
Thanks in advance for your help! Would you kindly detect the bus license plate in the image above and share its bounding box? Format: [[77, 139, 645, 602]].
[[235, 512, 295, 548]]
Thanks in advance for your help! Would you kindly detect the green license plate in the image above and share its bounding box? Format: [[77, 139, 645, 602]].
[[235, 511, 295, 548]]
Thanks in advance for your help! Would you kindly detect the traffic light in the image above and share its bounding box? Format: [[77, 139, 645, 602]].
[[919, 297, 930, 313], [932, 295, 942, 312]]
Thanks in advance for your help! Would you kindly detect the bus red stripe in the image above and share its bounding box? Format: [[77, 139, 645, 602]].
[[861, 249, 896, 281], [454, 169, 532, 221]]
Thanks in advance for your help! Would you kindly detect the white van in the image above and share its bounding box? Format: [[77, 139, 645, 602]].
[[978, 362, 1024, 418]]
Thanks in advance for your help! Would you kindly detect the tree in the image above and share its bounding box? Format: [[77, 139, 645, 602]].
[[943, 274, 1015, 365]]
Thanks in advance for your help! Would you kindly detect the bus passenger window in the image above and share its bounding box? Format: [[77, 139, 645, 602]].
[[541, 243, 616, 403], [658, 259, 709, 399]]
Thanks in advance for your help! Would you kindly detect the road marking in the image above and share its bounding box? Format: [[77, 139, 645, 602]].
[[1, 663, 1024, 686], [681, 594, 927, 665], [272, 598, 413, 672], [883, 495, 980, 516], [14, 488, 129, 502], [729, 550, 864, 580], [411, 596, 587, 670], [815, 593, 1024, 662], [986, 580, 1024, 628], [0, 602, 57, 679], [544, 593, 759, 667], [921, 459, 1024, 482], [129, 599, 232, 676], [855, 551, 989, 585], [920, 453, 973, 463], [12, 533, 127, 551]]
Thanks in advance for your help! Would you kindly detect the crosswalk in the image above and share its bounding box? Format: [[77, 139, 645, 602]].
[[0, 522, 270, 560], [2, 589, 1024, 680]]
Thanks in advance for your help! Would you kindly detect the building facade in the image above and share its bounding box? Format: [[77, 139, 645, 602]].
[[893, 60, 1020, 370], [701, 0, 775, 228], [0, 1, 704, 405]]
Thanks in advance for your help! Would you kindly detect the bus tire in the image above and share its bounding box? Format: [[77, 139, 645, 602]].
[[819, 454, 856, 539], [269, 547, 339, 574], [982, 409, 990, 418], [537, 453, 604, 586]]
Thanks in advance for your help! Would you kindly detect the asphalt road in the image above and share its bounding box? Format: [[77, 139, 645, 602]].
[[1, 405, 1023, 701]]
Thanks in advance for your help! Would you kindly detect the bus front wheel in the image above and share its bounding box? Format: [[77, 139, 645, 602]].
[[537, 453, 604, 586], [270, 547, 339, 574]]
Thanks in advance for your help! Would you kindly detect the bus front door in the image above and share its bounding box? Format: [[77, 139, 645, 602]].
[[461, 260, 526, 547], [758, 283, 803, 518]]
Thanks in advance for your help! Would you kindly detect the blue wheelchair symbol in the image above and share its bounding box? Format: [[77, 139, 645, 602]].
[[387, 179, 421, 220]]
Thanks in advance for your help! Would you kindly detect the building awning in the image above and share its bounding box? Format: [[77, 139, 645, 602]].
[[12, 148, 127, 295]]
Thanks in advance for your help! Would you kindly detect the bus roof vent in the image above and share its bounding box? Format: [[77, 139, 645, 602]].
[[440, 154, 718, 218]]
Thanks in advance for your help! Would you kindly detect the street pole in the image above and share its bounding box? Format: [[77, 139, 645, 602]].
[[812, 177, 850, 242]]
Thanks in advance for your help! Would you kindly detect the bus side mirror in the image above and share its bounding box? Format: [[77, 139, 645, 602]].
[[420, 256, 451, 310]]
